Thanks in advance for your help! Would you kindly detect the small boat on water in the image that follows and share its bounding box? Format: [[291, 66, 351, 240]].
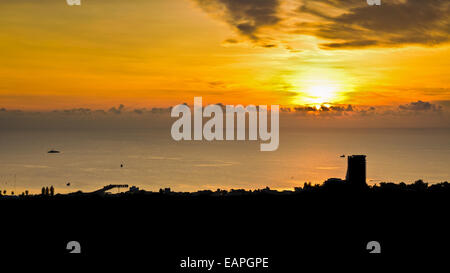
[[48, 149, 60, 154], [340, 154, 345, 158]]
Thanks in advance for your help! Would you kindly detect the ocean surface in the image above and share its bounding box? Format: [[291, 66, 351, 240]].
[[0, 128, 449, 194]]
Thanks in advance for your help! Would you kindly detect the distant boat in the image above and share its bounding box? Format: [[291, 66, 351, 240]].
[[340, 154, 345, 158], [48, 149, 60, 154]]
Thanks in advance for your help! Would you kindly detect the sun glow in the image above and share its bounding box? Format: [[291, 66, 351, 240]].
[[305, 84, 338, 104], [292, 80, 343, 105], [289, 68, 353, 106]]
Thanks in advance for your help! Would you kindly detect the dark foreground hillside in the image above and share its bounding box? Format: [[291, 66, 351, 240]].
[[1, 181, 449, 270]]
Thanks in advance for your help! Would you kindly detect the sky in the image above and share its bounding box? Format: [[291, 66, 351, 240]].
[[0, 0, 449, 125]]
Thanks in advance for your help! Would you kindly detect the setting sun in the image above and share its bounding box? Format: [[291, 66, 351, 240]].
[[293, 80, 345, 105], [288, 67, 354, 106], [305, 84, 338, 104]]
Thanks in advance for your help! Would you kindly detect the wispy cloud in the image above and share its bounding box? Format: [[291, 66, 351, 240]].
[[194, 0, 281, 41], [302, 0, 450, 49], [194, 0, 450, 49]]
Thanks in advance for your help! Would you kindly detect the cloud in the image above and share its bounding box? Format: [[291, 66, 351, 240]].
[[223, 38, 239, 44], [134, 108, 145, 114], [57, 108, 92, 114], [293, 104, 354, 112], [108, 104, 125, 114], [194, 0, 281, 41], [261, 43, 277, 48], [287, 101, 448, 119], [299, 0, 450, 49], [150, 107, 172, 114], [294, 105, 319, 112], [398, 100, 442, 112], [321, 40, 378, 49], [194, 0, 449, 49], [330, 105, 354, 112], [0, 104, 174, 130], [1, 101, 449, 129], [278, 101, 449, 128]]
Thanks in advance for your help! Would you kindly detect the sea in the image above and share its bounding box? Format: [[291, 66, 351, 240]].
[[0, 128, 449, 194]]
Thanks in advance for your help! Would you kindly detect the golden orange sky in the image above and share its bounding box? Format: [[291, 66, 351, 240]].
[[0, 0, 449, 110]]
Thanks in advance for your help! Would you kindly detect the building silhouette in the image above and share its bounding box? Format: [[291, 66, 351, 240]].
[[345, 155, 367, 187]]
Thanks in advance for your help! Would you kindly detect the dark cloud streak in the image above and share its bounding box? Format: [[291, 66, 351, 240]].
[[194, 0, 280, 41], [300, 0, 450, 49], [194, 0, 450, 49]]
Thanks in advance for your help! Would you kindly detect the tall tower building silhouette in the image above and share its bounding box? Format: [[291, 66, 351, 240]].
[[346, 155, 367, 187]]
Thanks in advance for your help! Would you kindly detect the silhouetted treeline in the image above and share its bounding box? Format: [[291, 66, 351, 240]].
[[1, 179, 448, 200], [1, 178, 449, 263]]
